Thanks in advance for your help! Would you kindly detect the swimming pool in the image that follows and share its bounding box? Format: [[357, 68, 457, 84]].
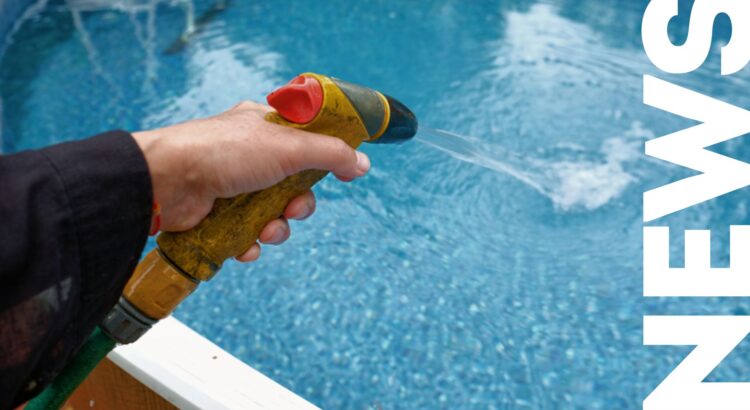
[[2, 0, 749, 408]]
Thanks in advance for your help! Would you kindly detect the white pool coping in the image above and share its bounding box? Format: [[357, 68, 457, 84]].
[[108, 316, 319, 410]]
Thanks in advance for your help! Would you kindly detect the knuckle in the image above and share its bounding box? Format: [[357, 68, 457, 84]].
[[238, 100, 256, 109], [285, 135, 310, 166], [230, 100, 259, 112], [332, 139, 354, 163], [284, 137, 307, 170]]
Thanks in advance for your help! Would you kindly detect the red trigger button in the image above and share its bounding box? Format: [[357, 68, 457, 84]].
[[266, 75, 323, 124]]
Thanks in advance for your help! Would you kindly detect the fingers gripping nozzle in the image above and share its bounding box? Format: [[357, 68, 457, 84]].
[[103, 73, 417, 344]]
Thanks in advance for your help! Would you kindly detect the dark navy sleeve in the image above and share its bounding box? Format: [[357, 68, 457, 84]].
[[0, 130, 152, 409]]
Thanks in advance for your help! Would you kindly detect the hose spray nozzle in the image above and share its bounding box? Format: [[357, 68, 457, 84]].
[[267, 73, 418, 144], [103, 73, 416, 344]]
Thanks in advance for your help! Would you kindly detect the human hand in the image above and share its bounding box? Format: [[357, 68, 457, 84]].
[[132, 101, 370, 262]]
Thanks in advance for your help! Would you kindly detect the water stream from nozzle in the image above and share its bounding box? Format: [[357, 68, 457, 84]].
[[415, 125, 646, 211], [416, 127, 547, 193]]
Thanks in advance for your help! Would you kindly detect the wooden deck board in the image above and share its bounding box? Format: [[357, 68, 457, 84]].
[[64, 358, 176, 410]]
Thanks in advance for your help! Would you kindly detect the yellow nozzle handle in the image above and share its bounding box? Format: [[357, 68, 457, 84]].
[[154, 74, 372, 281]]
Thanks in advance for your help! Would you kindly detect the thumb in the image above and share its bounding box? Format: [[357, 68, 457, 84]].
[[286, 133, 371, 180]]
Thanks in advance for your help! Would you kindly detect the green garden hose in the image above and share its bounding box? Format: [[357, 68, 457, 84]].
[[25, 327, 116, 410]]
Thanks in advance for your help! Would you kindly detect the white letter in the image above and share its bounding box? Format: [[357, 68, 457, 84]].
[[643, 76, 750, 222], [644, 316, 750, 410], [644, 226, 750, 297], [642, 0, 750, 75]]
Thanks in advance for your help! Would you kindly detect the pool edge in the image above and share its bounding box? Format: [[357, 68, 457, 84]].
[[108, 316, 319, 410]]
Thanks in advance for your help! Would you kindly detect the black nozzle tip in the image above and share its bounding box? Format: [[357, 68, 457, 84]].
[[374, 95, 418, 144]]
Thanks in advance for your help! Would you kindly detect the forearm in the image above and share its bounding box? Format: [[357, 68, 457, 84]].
[[0, 131, 152, 409]]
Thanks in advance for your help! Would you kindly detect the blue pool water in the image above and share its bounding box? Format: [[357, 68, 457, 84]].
[[2, 0, 750, 408]]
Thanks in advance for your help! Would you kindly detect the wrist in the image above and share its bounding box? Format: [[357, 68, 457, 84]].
[[133, 129, 187, 229]]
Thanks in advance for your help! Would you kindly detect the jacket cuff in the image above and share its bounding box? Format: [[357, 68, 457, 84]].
[[40, 130, 152, 318]]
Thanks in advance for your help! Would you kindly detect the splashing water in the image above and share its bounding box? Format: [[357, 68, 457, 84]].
[[417, 123, 652, 211]]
